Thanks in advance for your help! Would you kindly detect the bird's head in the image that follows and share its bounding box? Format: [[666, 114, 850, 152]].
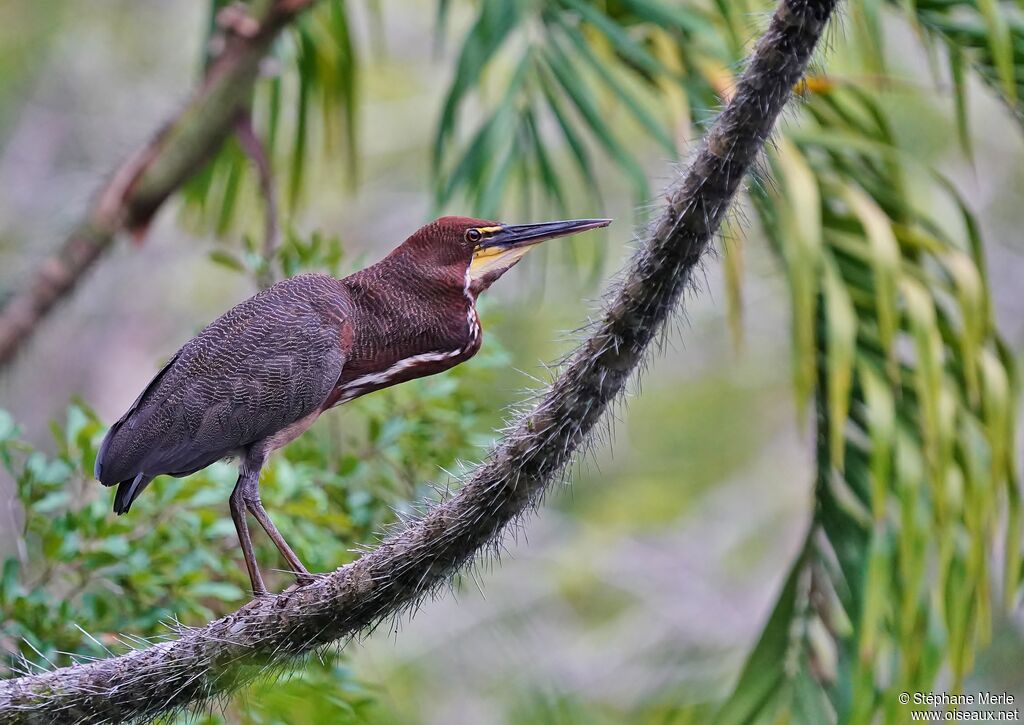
[[398, 215, 612, 296]]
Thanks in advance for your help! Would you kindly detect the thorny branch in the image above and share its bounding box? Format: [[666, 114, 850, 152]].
[[0, 0, 316, 368], [0, 0, 839, 721]]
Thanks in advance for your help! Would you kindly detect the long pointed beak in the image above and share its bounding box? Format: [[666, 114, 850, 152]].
[[481, 218, 611, 249], [469, 217, 611, 286]]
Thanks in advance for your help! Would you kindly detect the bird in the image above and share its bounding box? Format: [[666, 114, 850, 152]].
[[94, 216, 610, 596]]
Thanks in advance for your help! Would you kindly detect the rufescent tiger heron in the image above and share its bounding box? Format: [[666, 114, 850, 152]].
[[95, 216, 611, 596]]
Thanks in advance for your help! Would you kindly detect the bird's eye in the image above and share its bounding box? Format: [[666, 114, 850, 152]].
[[465, 229, 482, 244]]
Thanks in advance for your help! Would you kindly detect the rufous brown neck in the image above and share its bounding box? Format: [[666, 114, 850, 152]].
[[327, 248, 481, 406]]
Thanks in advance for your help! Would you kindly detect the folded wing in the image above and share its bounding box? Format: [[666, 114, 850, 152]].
[[95, 274, 351, 511]]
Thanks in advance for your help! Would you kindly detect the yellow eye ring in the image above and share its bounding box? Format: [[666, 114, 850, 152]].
[[465, 229, 482, 243]]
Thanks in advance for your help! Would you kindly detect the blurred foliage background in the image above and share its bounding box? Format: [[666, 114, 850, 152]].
[[1, 0, 1024, 722]]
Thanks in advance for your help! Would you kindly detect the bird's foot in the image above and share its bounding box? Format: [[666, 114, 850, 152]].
[[264, 567, 320, 591], [272, 570, 321, 595], [290, 567, 323, 590]]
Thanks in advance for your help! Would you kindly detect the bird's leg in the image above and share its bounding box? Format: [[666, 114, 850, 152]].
[[229, 473, 267, 596], [239, 466, 315, 586]]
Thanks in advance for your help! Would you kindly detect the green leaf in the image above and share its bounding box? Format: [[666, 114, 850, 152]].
[[618, 0, 710, 37], [902, 278, 946, 488], [772, 139, 823, 418], [190, 581, 245, 602], [433, 0, 521, 171], [948, 48, 973, 158], [553, 19, 677, 155], [858, 363, 895, 522], [523, 107, 568, 214], [976, 0, 1016, 104], [536, 63, 600, 191], [840, 184, 900, 384], [713, 551, 807, 725], [0, 558, 19, 605], [907, 0, 1024, 128], [823, 256, 857, 471], [558, 0, 670, 81], [541, 45, 648, 201], [0, 409, 16, 442], [208, 249, 248, 274], [289, 24, 316, 211], [941, 249, 985, 405]]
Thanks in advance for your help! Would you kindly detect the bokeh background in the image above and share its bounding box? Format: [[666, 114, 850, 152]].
[[2, 1, 1023, 722]]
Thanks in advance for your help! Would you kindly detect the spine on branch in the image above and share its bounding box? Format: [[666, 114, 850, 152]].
[[0, 0, 316, 367], [0, 1, 839, 722]]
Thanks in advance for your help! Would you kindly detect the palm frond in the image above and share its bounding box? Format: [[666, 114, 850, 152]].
[[427, 1, 1021, 721], [433, 0, 726, 219], [720, 79, 1020, 722], [182, 0, 360, 241], [901, 0, 1024, 140]]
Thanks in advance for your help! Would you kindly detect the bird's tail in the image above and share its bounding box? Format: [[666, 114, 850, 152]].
[[113, 473, 153, 515]]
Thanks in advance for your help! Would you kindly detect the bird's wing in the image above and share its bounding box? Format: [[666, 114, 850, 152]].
[[95, 273, 352, 487]]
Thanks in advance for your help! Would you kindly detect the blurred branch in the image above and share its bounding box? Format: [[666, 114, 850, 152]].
[[0, 0, 838, 721], [234, 111, 280, 287], [0, 0, 317, 368]]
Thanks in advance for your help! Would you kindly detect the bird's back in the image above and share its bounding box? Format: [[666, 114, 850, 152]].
[[95, 273, 351, 508]]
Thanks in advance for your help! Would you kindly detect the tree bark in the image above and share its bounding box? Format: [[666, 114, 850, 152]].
[[0, 0, 317, 368], [0, 0, 839, 721]]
